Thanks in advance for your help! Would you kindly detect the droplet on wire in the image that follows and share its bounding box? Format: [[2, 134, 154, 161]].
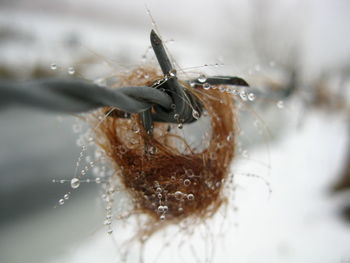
[[168, 69, 177, 77], [71, 178, 80, 189], [68, 67, 75, 75], [50, 63, 57, 70], [197, 74, 207, 83]]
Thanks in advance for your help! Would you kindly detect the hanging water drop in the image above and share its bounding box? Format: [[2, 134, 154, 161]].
[[168, 69, 177, 77], [184, 179, 191, 186], [59, 199, 65, 205], [68, 66, 75, 75], [277, 100, 284, 109], [70, 177, 80, 189], [50, 63, 57, 70], [192, 110, 200, 120], [187, 194, 194, 200], [197, 74, 207, 83], [248, 93, 255, 101], [95, 177, 101, 184], [174, 191, 183, 200], [203, 83, 210, 90], [64, 194, 69, 200]]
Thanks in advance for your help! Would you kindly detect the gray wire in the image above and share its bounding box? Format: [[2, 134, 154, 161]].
[[0, 78, 173, 115]]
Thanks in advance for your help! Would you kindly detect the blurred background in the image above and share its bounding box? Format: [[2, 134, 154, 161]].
[[0, 0, 350, 262]]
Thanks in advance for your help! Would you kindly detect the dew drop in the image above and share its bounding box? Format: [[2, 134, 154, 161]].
[[70, 178, 80, 189], [68, 66, 75, 75], [64, 194, 69, 200], [174, 113, 179, 120], [197, 74, 207, 83], [187, 194, 194, 200], [248, 93, 255, 101], [157, 206, 164, 213], [104, 219, 112, 225], [50, 63, 57, 70], [160, 215, 165, 220], [242, 150, 249, 158], [240, 90, 248, 101], [203, 83, 210, 90], [178, 123, 183, 129], [184, 179, 191, 186], [95, 177, 101, 184], [59, 199, 64, 205], [107, 229, 113, 234], [174, 191, 183, 200], [192, 110, 200, 120], [169, 69, 177, 77], [163, 206, 168, 212], [277, 100, 284, 109]]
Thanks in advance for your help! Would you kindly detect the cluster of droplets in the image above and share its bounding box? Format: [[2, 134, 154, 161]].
[[50, 62, 75, 75], [192, 74, 256, 103], [53, 120, 108, 207]]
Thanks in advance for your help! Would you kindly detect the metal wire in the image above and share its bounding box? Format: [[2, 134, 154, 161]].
[[0, 78, 173, 114]]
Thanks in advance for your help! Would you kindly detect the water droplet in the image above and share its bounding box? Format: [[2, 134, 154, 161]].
[[64, 194, 69, 200], [131, 124, 140, 133], [227, 134, 233, 142], [59, 199, 64, 205], [171, 104, 176, 110], [68, 66, 75, 75], [107, 229, 113, 234], [157, 193, 162, 199], [157, 206, 164, 213], [104, 219, 112, 225], [71, 178, 80, 189], [203, 83, 210, 90], [198, 74, 207, 83], [156, 187, 162, 193], [242, 150, 249, 158], [248, 93, 255, 101], [163, 206, 168, 212], [174, 191, 183, 200], [240, 90, 248, 101], [50, 63, 57, 70], [178, 123, 183, 129], [52, 179, 56, 183], [187, 194, 194, 200], [95, 177, 101, 184], [174, 113, 179, 120], [168, 69, 177, 77], [277, 100, 284, 109], [160, 215, 165, 220], [192, 110, 200, 120], [184, 179, 191, 186]]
